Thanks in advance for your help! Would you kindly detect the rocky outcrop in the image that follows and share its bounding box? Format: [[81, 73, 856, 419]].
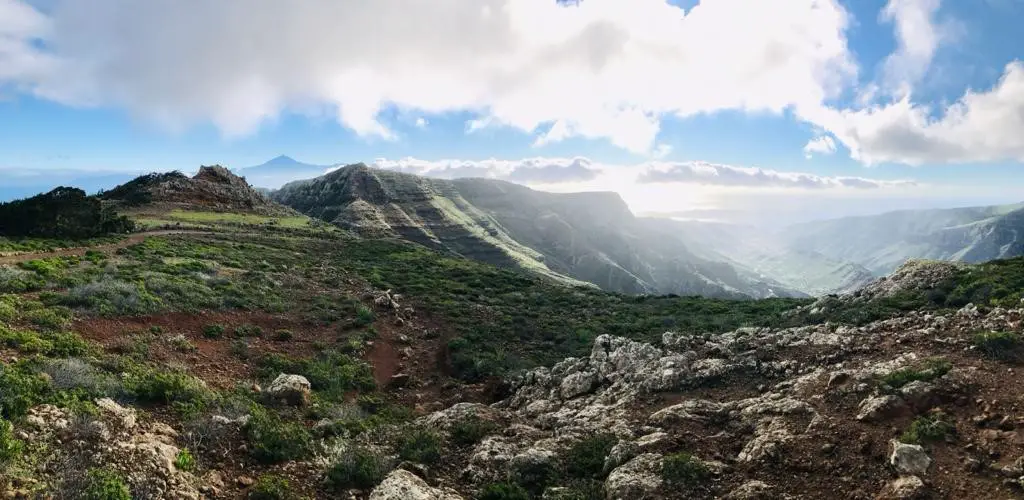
[[406, 287, 1024, 498], [265, 373, 312, 406], [22, 399, 198, 498], [369, 470, 462, 500], [102, 166, 286, 214]]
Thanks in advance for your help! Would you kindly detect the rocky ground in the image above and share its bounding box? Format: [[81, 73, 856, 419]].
[[5, 255, 1024, 499]]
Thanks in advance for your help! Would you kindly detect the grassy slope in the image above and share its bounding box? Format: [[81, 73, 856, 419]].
[[3, 206, 1024, 496]]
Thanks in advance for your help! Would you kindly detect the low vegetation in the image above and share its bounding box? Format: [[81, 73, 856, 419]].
[[879, 357, 952, 389], [900, 412, 956, 445], [972, 331, 1023, 361]]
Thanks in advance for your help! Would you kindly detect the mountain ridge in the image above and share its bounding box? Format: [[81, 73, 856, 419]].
[[273, 164, 803, 299]]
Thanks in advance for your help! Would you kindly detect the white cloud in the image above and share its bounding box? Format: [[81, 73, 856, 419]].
[[1, 0, 855, 154], [652, 143, 673, 159], [636, 161, 916, 189], [803, 136, 837, 158], [878, 0, 944, 96], [808, 61, 1024, 165], [0, 0, 53, 86], [369, 156, 603, 185], [415, 117, 429, 129]]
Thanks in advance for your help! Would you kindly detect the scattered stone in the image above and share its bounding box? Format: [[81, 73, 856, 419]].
[[879, 476, 928, 499], [890, 441, 932, 476], [856, 395, 909, 422]]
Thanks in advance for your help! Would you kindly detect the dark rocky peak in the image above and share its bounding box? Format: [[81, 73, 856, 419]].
[[193, 165, 250, 187]]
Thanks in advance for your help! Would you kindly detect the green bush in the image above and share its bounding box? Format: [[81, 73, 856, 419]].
[[901, 412, 955, 445], [661, 452, 709, 485], [60, 279, 161, 316], [973, 331, 1023, 361], [355, 305, 376, 326], [234, 324, 264, 338], [272, 329, 294, 341], [0, 364, 49, 418], [564, 434, 617, 478], [450, 415, 499, 447], [0, 418, 24, 464], [478, 483, 530, 500], [257, 351, 375, 401], [397, 427, 443, 464], [880, 357, 952, 388], [324, 447, 390, 491], [230, 339, 250, 359], [126, 368, 209, 406], [250, 475, 294, 500], [174, 448, 196, 471], [82, 468, 131, 500], [202, 324, 226, 339], [245, 407, 315, 464]]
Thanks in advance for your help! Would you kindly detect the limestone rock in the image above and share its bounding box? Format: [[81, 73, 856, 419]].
[[604, 453, 663, 500], [369, 469, 463, 500], [856, 395, 909, 422], [890, 441, 932, 476], [265, 374, 312, 406]]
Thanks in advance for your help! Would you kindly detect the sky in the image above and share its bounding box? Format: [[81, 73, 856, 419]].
[[1, 0, 1024, 224]]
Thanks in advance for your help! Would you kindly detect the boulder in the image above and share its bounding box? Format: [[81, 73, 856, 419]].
[[604, 453, 663, 500], [265, 374, 312, 406], [890, 441, 932, 476], [369, 469, 463, 500]]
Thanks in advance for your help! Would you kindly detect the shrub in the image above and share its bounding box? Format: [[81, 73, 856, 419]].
[[245, 407, 315, 464], [272, 329, 294, 341], [42, 358, 120, 396], [880, 357, 952, 389], [661, 452, 709, 485], [0, 267, 45, 293], [0, 418, 24, 464], [901, 412, 955, 445], [61, 279, 161, 316], [355, 306, 375, 326], [25, 306, 73, 330], [202, 324, 225, 339], [257, 351, 375, 400], [230, 339, 250, 359], [82, 468, 131, 500], [234, 324, 264, 338], [168, 334, 197, 353], [0, 364, 49, 418], [450, 415, 499, 447], [126, 369, 209, 406], [564, 434, 617, 478], [397, 427, 443, 464], [973, 331, 1023, 361], [175, 448, 196, 471], [250, 475, 294, 500], [478, 483, 530, 500], [324, 447, 390, 490]]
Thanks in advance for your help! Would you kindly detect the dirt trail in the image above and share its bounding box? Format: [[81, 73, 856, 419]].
[[0, 230, 209, 265]]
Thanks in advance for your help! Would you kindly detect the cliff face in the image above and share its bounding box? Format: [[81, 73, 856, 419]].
[[273, 165, 803, 298]]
